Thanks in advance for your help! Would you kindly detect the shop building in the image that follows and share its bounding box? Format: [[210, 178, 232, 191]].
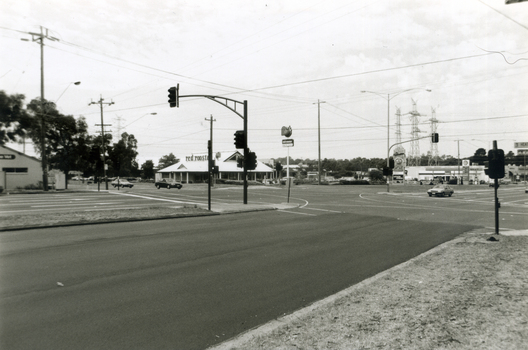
[[156, 151, 274, 183], [0, 144, 43, 190], [404, 165, 489, 184]]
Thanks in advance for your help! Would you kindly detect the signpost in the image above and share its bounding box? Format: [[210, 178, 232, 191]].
[[281, 128, 294, 203]]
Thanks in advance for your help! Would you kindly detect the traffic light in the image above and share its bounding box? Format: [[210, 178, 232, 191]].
[[432, 133, 439, 143], [168, 85, 179, 108], [246, 152, 257, 170], [234, 130, 246, 149], [488, 149, 505, 179]]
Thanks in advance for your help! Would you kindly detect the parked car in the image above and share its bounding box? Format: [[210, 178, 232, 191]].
[[111, 179, 134, 188], [427, 184, 454, 197], [155, 179, 183, 189]]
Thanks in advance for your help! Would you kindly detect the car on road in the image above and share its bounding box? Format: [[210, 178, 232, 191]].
[[111, 179, 134, 188], [427, 184, 454, 197], [155, 179, 183, 189]]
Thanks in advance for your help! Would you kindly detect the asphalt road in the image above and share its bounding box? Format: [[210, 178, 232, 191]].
[[0, 184, 526, 349]]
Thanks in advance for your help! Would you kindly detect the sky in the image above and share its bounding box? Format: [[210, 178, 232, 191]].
[[1, 0, 527, 167]]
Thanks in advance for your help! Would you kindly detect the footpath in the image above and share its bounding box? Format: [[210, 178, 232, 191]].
[[1, 191, 527, 349]]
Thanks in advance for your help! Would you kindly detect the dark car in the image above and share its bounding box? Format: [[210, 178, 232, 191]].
[[155, 179, 183, 189], [427, 184, 454, 197]]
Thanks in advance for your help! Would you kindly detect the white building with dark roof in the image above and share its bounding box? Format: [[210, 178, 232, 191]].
[[156, 150, 274, 183]]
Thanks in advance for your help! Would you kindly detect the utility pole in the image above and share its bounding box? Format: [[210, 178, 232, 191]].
[[90, 96, 114, 190], [205, 115, 216, 211], [314, 100, 326, 185], [22, 26, 59, 191]]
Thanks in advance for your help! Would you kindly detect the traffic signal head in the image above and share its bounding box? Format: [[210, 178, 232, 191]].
[[432, 133, 439, 143], [487, 149, 505, 179], [234, 130, 246, 149], [168, 85, 179, 108], [246, 152, 257, 170]]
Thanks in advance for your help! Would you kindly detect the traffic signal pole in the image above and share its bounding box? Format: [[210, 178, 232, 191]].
[[492, 140, 500, 235], [243, 101, 248, 204], [170, 85, 249, 204]]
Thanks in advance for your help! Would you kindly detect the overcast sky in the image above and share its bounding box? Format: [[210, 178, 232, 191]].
[[1, 0, 527, 166]]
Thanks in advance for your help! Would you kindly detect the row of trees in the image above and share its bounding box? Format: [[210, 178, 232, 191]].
[[0, 91, 148, 187]]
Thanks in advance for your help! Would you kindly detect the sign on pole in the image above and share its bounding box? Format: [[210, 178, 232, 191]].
[[514, 141, 528, 149], [282, 139, 294, 147]]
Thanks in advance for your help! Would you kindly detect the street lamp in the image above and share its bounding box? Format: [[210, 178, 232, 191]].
[[55, 81, 81, 103], [361, 88, 431, 192], [123, 112, 157, 128]]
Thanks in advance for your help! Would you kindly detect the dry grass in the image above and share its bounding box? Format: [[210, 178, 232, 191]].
[[217, 230, 528, 350]]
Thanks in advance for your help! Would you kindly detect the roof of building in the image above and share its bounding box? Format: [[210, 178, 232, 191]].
[[0, 144, 42, 164], [157, 150, 273, 173]]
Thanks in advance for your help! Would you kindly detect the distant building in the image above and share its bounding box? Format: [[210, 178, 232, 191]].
[[405, 165, 488, 184], [156, 150, 274, 183]]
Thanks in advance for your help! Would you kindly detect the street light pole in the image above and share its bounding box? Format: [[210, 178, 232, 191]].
[[361, 88, 431, 192]]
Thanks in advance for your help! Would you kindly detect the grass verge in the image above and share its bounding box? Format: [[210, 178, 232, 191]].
[[214, 230, 528, 350]]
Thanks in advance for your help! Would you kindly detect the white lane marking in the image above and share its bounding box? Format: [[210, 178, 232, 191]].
[[110, 191, 204, 205], [302, 207, 343, 213], [278, 210, 317, 216]]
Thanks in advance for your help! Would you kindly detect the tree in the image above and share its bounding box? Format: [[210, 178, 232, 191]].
[[0, 91, 32, 145], [26, 98, 94, 188], [141, 160, 155, 179], [469, 148, 488, 165], [108, 132, 138, 177], [158, 153, 179, 169], [46, 116, 90, 189]]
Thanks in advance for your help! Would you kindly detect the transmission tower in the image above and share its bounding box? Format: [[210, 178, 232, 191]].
[[428, 107, 439, 166], [114, 115, 123, 140], [407, 99, 425, 166], [395, 107, 402, 145]]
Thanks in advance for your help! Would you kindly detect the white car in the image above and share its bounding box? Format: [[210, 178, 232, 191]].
[[427, 184, 454, 197], [111, 179, 134, 188]]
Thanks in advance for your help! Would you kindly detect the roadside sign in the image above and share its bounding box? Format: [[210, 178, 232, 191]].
[[514, 141, 528, 149], [281, 126, 292, 137], [462, 159, 470, 167], [282, 138, 294, 147], [0, 154, 16, 160]]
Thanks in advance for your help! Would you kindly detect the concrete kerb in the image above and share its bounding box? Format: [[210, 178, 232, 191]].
[[208, 202, 299, 213]]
